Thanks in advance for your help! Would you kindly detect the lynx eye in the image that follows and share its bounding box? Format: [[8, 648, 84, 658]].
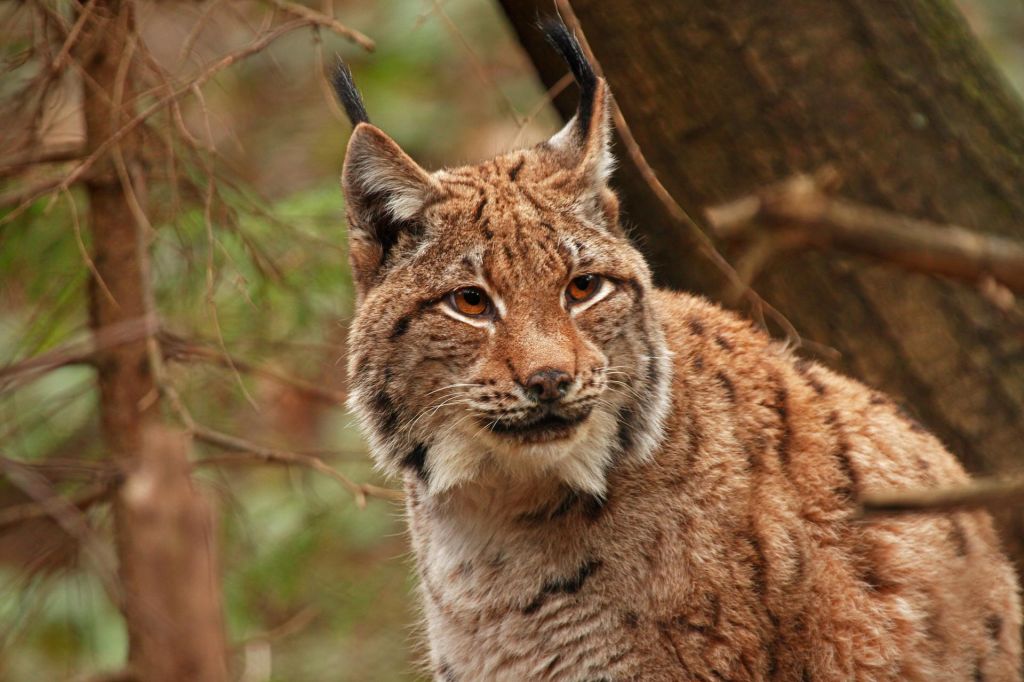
[[448, 287, 491, 317], [567, 274, 602, 303]]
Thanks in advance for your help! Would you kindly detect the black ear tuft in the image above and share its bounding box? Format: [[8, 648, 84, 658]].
[[332, 60, 370, 126], [540, 17, 597, 135]]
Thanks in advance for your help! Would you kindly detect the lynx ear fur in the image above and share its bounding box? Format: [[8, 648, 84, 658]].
[[541, 19, 618, 228], [332, 63, 440, 293]]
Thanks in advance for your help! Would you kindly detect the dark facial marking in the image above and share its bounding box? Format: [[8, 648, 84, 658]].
[[687, 318, 705, 336], [713, 333, 734, 352], [402, 443, 429, 482], [390, 314, 411, 339], [371, 388, 399, 433]]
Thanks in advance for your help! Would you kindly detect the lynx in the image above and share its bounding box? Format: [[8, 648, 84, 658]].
[[333, 21, 1021, 681]]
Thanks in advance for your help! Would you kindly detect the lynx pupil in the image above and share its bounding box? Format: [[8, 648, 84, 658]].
[[568, 274, 599, 302], [451, 287, 488, 316]]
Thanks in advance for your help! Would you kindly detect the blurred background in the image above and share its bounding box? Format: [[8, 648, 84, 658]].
[[1, 0, 1022, 680]]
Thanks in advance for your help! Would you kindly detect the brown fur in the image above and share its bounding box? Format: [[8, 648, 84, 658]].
[[339, 51, 1021, 682]]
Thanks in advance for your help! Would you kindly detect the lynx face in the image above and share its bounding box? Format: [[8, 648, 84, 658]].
[[340, 65, 670, 496]]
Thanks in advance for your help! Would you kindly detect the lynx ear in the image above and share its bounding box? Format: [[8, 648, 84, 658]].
[[333, 63, 439, 292], [541, 20, 617, 225]]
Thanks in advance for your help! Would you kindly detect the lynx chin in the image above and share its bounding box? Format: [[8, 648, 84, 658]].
[[332, 20, 1021, 681]]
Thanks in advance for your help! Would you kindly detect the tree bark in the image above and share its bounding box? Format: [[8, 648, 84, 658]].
[[118, 426, 229, 682], [500, 1, 1024, 566], [77, 1, 227, 677]]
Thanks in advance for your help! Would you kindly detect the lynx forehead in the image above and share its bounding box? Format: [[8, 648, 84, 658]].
[[334, 20, 1020, 682]]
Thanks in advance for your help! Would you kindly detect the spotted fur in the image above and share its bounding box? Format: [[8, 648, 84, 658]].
[[336, 21, 1021, 682]]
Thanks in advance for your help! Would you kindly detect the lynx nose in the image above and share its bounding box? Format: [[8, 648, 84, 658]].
[[525, 369, 573, 403]]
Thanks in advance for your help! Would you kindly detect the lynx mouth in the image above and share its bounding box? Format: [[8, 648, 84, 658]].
[[484, 407, 593, 444]]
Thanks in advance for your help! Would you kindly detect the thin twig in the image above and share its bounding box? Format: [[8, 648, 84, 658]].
[[0, 315, 159, 392], [0, 476, 120, 531], [159, 332, 346, 405], [190, 425, 403, 506], [265, 0, 374, 51], [0, 455, 124, 608], [0, 144, 83, 179], [1, 18, 313, 226]]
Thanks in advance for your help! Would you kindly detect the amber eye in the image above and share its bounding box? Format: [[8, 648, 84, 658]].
[[448, 287, 491, 317], [567, 274, 602, 303]]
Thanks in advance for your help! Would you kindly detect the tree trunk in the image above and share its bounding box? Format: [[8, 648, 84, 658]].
[[500, 1, 1024, 565], [77, 1, 227, 677]]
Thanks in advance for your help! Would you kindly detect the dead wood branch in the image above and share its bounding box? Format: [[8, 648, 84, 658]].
[[0, 315, 159, 392], [265, 0, 374, 51], [0, 144, 83, 179], [0, 475, 120, 532], [159, 331, 346, 405], [706, 169, 1024, 296], [190, 425, 402, 506], [0, 454, 123, 605], [859, 474, 1024, 517], [1, 17, 323, 225]]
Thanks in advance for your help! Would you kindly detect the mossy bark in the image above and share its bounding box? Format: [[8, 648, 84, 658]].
[[500, 0, 1024, 567]]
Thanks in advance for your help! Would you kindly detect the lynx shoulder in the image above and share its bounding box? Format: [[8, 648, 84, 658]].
[[333, 21, 1021, 681]]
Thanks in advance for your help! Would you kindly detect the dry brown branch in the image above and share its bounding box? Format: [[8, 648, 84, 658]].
[[0, 454, 123, 606], [159, 331, 346, 405], [859, 475, 1024, 517], [265, 0, 375, 51], [706, 169, 1024, 296], [190, 425, 403, 506], [0, 144, 83, 179], [0, 476, 119, 531], [552, 0, 823, 357], [0, 18, 317, 225], [0, 315, 160, 392]]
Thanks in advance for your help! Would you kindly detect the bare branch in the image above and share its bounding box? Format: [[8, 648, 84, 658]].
[[0, 144, 83, 179], [0, 315, 160, 393], [159, 331, 346, 405], [265, 0, 375, 51], [706, 169, 1024, 296], [189, 425, 403, 506], [0, 18, 322, 225], [859, 475, 1024, 517], [0, 477, 119, 531], [0, 455, 124, 607]]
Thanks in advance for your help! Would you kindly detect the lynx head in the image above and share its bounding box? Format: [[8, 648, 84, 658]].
[[335, 21, 670, 498]]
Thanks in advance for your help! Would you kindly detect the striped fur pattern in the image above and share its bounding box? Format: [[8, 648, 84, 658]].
[[337, 22, 1021, 682]]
